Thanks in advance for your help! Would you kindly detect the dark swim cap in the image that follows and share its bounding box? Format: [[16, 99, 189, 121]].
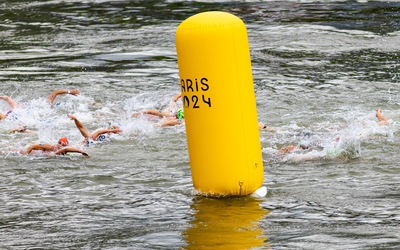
[[176, 109, 184, 119]]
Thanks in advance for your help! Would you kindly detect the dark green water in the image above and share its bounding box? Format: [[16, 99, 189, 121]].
[[1, 0, 400, 249]]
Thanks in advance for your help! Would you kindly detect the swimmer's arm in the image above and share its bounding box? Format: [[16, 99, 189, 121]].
[[164, 93, 182, 112], [274, 145, 296, 154], [89, 102, 103, 107], [9, 127, 21, 133], [9, 126, 37, 133], [376, 109, 391, 125], [25, 144, 52, 154], [258, 122, 272, 129], [93, 129, 123, 138], [0, 96, 19, 110], [48, 148, 91, 157], [47, 89, 80, 104], [24, 129, 37, 133], [171, 93, 182, 102], [156, 119, 185, 127]]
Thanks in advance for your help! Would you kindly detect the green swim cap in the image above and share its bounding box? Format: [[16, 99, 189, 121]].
[[176, 109, 184, 119]]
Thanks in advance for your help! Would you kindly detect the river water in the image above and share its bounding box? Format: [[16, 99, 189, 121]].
[[1, 0, 400, 249]]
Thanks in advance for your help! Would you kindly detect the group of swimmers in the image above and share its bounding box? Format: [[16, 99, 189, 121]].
[[271, 108, 395, 155], [1, 89, 395, 158], [1, 90, 92, 157], [1, 90, 189, 158]]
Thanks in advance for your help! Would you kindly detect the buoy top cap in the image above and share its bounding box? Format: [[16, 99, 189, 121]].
[[177, 11, 244, 31]]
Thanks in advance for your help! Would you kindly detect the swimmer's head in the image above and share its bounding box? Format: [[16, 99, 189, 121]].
[[176, 108, 184, 119], [58, 137, 69, 147], [298, 140, 310, 149], [109, 121, 121, 129]]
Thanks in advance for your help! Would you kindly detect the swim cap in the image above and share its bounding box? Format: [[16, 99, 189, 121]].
[[85, 139, 94, 147], [96, 134, 106, 141], [109, 121, 120, 129], [59, 137, 69, 146], [176, 108, 184, 119], [299, 140, 310, 149]]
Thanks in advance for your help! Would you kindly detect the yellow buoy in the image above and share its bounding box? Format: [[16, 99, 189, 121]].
[[176, 11, 263, 196]]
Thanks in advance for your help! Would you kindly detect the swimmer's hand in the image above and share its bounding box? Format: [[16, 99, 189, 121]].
[[48, 153, 56, 158], [67, 114, 76, 120], [106, 128, 122, 135], [69, 89, 80, 96], [105, 128, 123, 135], [82, 152, 91, 157]]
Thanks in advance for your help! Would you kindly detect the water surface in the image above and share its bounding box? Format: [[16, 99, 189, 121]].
[[1, 0, 400, 249]]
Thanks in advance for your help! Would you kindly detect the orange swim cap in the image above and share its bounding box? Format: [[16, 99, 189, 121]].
[[58, 137, 69, 146]]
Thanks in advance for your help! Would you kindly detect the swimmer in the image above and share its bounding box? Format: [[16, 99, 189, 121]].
[[157, 113, 272, 128], [131, 94, 274, 128], [1, 90, 79, 120], [9, 125, 37, 133], [0, 96, 19, 120], [22, 137, 90, 157], [23, 137, 69, 154], [258, 122, 271, 129], [67, 114, 122, 145], [131, 93, 186, 127], [258, 122, 281, 130], [376, 109, 398, 125], [47, 147, 91, 158], [47, 89, 80, 105], [131, 93, 182, 119], [88, 101, 104, 107], [154, 108, 185, 127], [326, 109, 397, 134], [274, 140, 310, 154]]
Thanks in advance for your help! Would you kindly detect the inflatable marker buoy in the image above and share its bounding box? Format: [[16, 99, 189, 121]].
[[176, 11, 263, 196]]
